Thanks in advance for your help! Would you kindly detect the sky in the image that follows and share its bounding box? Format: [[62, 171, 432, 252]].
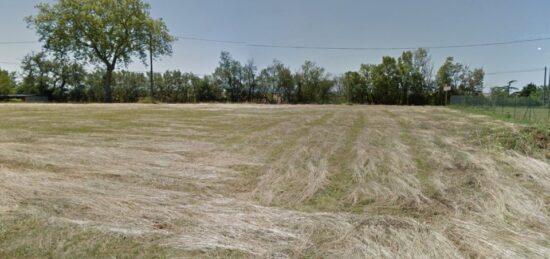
[[2, 0, 550, 90]]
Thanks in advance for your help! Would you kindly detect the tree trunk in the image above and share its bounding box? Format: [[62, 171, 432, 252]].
[[60, 80, 66, 102], [248, 84, 253, 103], [104, 66, 114, 103]]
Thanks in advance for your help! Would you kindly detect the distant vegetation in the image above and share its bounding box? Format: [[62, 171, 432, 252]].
[[0, 0, 547, 106], [1, 49, 490, 105]]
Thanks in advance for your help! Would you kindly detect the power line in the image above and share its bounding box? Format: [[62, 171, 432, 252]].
[[485, 68, 542, 76], [175, 36, 245, 45], [174, 35, 550, 50], [246, 37, 550, 50], [5, 35, 550, 50], [0, 37, 244, 46]]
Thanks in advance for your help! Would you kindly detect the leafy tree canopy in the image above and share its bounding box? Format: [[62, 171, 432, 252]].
[[0, 68, 16, 95], [26, 0, 175, 102]]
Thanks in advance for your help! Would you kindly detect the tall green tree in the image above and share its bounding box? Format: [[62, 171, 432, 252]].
[[296, 61, 332, 103], [0, 68, 16, 96], [84, 70, 107, 102], [436, 58, 460, 89], [242, 60, 258, 102], [342, 71, 368, 103], [372, 56, 400, 104], [277, 65, 295, 103], [27, 0, 174, 102], [18, 52, 51, 96], [398, 51, 415, 105], [160, 70, 194, 103], [19, 52, 85, 101], [261, 60, 294, 103], [519, 83, 538, 97], [257, 68, 274, 102], [193, 75, 222, 102], [113, 71, 148, 102], [464, 68, 485, 96], [214, 51, 243, 102], [436, 57, 463, 104], [436, 57, 485, 104], [359, 64, 376, 103], [408, 49, 434, 104]]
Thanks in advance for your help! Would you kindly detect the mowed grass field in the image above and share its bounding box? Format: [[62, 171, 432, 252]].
[[0, 104, 549, 258]]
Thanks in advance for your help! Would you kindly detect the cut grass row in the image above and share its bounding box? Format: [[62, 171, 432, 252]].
[[307, 111, 366, 212]]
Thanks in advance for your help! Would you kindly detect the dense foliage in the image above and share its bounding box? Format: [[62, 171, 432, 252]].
[[0, 68, 16, 95], [26, 0, 175, 102], [4, 49, 494, 104]]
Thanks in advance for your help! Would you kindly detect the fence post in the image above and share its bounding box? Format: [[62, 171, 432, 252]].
[[513, 96, 517, 120]]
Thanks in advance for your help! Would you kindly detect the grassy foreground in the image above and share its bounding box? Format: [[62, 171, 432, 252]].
[[0, 104, 549, 258]]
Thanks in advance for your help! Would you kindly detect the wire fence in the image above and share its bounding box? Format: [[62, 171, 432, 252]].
[[450, 95, 550, 126]]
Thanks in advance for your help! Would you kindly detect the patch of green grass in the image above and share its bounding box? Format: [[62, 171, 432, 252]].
[[473, 126, 550, 158], [0, 214, 252, 259], [228, 164, 265, 193], [451, 105, 550, 127], [383, 110, 442, 205], [307, 112, 366, 212], [211, 116, 276, 145], [399, 130, 440, 201], [0, 214, 175, 259], [383, 110, 437, 197], [265, 112, 334, 163], [0, 106, 223, 137], [227, 112, 336, 203]]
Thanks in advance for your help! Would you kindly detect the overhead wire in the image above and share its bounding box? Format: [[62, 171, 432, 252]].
[[3, 35, 550, 50], [1, 36, 549, 77], [173, 35, 550, 51]]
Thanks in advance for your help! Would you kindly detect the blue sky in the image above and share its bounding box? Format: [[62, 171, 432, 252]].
[[2, 0, 550, 89]]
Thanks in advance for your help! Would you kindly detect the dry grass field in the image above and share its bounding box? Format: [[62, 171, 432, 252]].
[[0, 104, 549, 258]]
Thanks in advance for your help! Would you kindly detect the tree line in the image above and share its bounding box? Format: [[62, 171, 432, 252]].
[[1, 48, 490, 105], [2, 0, 547, 105]]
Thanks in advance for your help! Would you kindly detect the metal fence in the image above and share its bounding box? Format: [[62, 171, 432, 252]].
[[450, 95, 550, 126]]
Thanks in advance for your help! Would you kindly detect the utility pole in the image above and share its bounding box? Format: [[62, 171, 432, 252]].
[[149, 31, 154, 102], [544, 67, 547, 88], [548, 70, 550, 106], [544, 67, 547, 105], [547, 67, 550, 105], [548, 67, 550, 124]]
